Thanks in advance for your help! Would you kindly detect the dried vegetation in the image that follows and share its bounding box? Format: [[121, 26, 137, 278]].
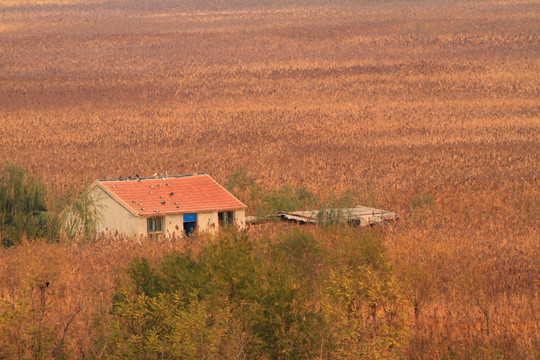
[[0, 0, 538, 358]]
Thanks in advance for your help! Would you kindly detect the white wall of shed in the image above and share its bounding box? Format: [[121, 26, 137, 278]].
[[89, 186, 140, 237], [197, 212, 218, 233], [136, 217, 147, 238], [234, 209, 246, 229], [164, 214, 183, 238]]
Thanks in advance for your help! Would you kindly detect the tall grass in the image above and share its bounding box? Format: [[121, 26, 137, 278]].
[[0, 0, 538, 358]]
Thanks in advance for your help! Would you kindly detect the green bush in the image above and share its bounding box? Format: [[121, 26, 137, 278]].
[[226, 170, 379, 221], [226, 169, 261, 212], [60, 183, 101, 242], [256, 230, 324, 359], [111, 228, 410, 359], [259, 185, 316, 216], [0, 162, 60, 246], [409, 193, 434, 211]]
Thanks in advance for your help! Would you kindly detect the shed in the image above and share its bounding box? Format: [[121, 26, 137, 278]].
[[88, 172, 246, 239], [246, 206, 399, 227]]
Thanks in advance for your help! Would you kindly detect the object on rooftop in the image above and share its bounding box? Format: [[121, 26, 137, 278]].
[[88, 172, 247, 239], [246, 206, 399, 227]]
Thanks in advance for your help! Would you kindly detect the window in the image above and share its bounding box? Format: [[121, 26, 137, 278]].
[[147, 217, 163, 233], [183, 221, 196, 237], [218, 211, 234, 227], [183, 213, 197, 237]]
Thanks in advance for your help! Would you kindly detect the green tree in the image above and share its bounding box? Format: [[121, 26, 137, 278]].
[[60, 183, 102, 242], [111, 228, 410, 359], [0, 162, 59, 246], [254, 230, 325, 359], [226, 169, 261, 212], [323, 229, 409, 359], [111, 231, 263, 359]]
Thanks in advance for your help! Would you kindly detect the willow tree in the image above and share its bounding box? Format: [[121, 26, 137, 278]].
[[0, 162, 59, 246]]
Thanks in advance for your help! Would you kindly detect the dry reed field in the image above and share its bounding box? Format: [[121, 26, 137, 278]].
[[0, 0, 539, 358]]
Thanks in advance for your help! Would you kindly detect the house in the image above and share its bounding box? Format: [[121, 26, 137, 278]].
[[88, 172, 247, 239]]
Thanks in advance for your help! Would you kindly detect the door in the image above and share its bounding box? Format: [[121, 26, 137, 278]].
[[183, 213, 197, 237]]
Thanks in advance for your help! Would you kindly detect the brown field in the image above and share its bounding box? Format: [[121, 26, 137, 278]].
[[0, 0, 539, 358]]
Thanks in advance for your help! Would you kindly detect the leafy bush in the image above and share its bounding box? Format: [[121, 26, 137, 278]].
[[259, 185, 316, 216], [323, 231, 408, 358], [0, 163, 101, 246], [409, 193, 434, 212], [227, 170, 376, 220], [60, 184, 102, 242], [227, 169, 316, 217], [0, 162, 60, 246], [226, 169, 261, 211], [111, 228, 410, 359]]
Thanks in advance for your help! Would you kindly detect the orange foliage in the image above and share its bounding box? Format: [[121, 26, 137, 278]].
[[0, 0, 538, 358]]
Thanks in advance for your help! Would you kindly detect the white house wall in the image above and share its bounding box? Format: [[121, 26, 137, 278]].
[[234, 210, 246, 228], [164, 214, 183, 238], [90, 186, 140, 237], [90, 186, 246, 239], [136, 217, 147, 237], [198, 212, 218, 233]]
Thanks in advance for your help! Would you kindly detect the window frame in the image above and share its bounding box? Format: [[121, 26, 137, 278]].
[[147, 217, 163, 234], [218, 211, 235, 227]]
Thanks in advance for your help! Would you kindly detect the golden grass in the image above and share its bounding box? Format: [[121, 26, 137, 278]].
[[0, 0, 538, 358]]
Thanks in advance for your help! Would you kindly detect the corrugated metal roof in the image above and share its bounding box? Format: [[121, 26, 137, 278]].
[[277, 206, 399, 226], [99, 173, 246, 216], [245, 206, 399, 226]]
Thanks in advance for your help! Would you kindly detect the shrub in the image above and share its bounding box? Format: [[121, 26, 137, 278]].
[[259, 185, 317, 216], [409, 193, 434, 212], [0, 162, 60, 246], [322, 229, 409, 358], [111, 228, 410, 359], [60, 183, 102, 242]]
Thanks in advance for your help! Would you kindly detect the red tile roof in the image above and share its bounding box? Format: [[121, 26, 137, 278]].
[[98, 174, 246, 216]]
